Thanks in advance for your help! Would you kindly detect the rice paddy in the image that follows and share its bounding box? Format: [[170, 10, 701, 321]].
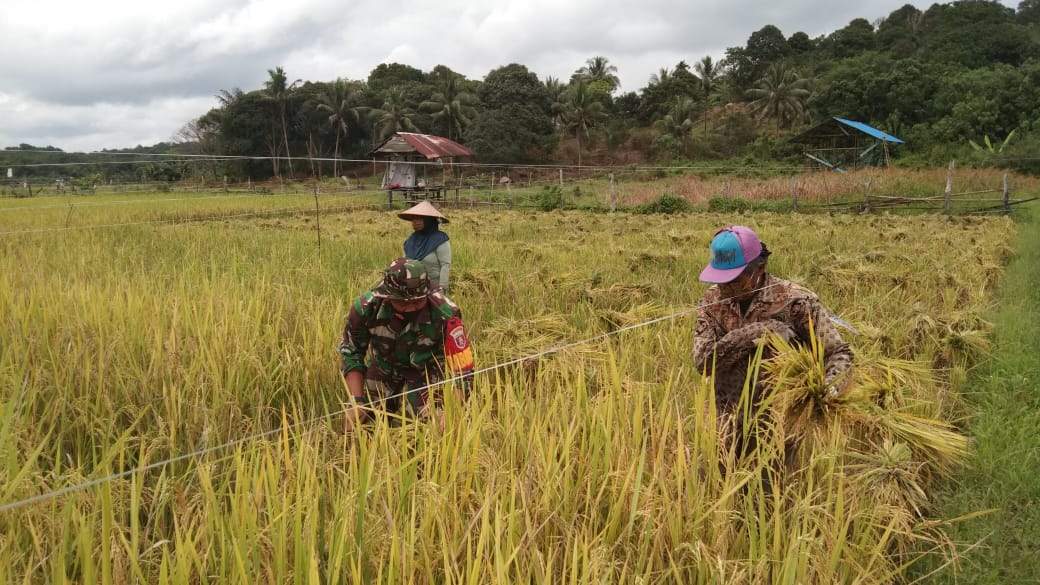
[[0, 180, 1025, 583]]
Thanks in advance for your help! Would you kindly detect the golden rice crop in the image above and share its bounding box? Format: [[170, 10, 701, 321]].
[[0, 188, 1022, 583]]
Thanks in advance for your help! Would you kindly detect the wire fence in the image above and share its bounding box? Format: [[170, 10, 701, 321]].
[[2, 155, 1037, 220]]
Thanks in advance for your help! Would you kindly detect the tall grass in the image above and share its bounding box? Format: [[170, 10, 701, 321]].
[[0, 192, 1024, 582]]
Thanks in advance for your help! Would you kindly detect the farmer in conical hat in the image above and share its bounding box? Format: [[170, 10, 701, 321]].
[[339, 257, 474, 432], [694, 226, 854, 454], [399, 201, 452, 293]]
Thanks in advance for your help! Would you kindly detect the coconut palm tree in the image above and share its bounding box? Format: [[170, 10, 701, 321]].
[[746, 63, 811, 136], [648, 67, 672, 86], [314, 79, 365, 178], [215, 87, 244, 109], [573, 56, 620, 94], [543, 76, 569, 130], [560, 80, 609, 167], [694, 56, 720, 134], [370, 90, 420, 142], [653, 97, 698, 156], [263, 67, 301, 177], [419, 73, 477, 141]]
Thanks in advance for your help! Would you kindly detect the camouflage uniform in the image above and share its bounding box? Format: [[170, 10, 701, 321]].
[[693, 273, 853, 411], [339, 260, 471, 414]]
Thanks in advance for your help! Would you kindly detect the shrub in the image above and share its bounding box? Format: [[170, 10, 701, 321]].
[[650, 135, 684, 160], [707, 195, 752, 213], [536, 186, 563, 211], [706, 195, 793, 213], [633, 192, 693, 214]]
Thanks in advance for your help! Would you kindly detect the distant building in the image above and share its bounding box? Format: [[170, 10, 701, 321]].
[[370, 133, 475, 206], [789, 117, 904, 172]]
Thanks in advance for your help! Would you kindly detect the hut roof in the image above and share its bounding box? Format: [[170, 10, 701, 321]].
[[370, 132, 475, 160], [789, 117, 904, 145]]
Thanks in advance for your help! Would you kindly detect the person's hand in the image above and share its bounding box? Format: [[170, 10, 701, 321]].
[[342, 405, 366, 433], [762, 321, 796, 343], [823, 371, 850, 399], [746, 320, 795, 348]]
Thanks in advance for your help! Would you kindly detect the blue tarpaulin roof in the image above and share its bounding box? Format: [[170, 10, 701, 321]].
[[833, 117, 904, 143]]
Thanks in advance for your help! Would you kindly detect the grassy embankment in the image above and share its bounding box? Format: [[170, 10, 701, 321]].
[[918, 201, 1040, 584]]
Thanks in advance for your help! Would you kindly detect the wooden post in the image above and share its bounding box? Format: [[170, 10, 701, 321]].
[[944, 160, 955, 216], [313, 185, 322, 257], [609, 173, 617, 212], [724, 181, 730, 199], [1003, 173, 1010, 215], [507, 181, 513, 207], [559, 168, 563, 190], [862, 178, 872, 213], [791, 177, 798, 212]]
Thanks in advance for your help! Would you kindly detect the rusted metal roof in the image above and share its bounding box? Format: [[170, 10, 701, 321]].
[[370, 132, 475, 160]]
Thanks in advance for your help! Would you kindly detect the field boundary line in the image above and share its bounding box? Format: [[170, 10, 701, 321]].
[[0, 201, 391, 236]]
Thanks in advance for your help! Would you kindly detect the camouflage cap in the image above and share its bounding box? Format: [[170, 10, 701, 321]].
[[373, 257, 430, 300]]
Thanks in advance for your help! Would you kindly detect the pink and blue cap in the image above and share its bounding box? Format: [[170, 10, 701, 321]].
[[698, 226, 764, 284]]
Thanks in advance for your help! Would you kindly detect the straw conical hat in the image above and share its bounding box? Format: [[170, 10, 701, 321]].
[[397, 200, 449, 223]]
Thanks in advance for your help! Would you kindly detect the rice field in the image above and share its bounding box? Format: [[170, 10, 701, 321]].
[[0, 183, 1022, 583]]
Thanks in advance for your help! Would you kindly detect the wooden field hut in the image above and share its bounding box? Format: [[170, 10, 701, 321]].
[[789, 117, 904, 173], [370, 132, 475, 206]]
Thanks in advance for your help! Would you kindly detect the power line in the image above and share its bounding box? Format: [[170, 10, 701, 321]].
[[2, 149, 812, 173]]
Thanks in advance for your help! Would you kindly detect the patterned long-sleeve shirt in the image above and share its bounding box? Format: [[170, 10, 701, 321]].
[[339, 290, 464, 385], [693, 274, 853, 409]]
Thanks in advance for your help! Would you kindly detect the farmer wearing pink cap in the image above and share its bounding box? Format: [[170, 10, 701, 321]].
[[694, 226, 853, 436]]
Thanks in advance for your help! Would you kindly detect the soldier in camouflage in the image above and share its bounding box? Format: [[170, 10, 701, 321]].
[[339, 257, 474, 431], [694, 226, 853, 453]]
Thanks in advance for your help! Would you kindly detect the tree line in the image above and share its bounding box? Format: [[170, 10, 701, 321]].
[[7, 0, 1040, 182]]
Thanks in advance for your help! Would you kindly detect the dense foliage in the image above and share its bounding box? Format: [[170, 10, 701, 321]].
[[5, 0, 1040, 181]]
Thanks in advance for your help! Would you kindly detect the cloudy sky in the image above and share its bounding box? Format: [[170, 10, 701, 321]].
[[0, 0, 1020, 153]]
